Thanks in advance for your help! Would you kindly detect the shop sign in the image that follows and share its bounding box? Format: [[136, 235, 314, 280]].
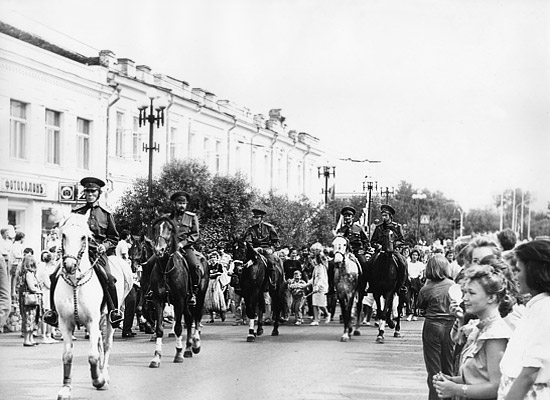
[[1, 177, 47, 197]]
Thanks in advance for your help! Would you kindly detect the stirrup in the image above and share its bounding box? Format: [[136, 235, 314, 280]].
[[43, 310, 59, 327], [109, 309, 123, 327]]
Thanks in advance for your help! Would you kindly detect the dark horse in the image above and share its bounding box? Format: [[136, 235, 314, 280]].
[[233, 240, 284, 342], [367, 249, 403, 343], [128, 234, 155, 333], [147, 216, 197, 367]]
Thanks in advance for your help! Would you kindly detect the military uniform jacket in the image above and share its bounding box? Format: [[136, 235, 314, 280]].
[[336, 223, 370, 253], [370, 221, 405, 253], [165, 211, 199, 249], [243, 222, 280, 249], [73, 203, 119, 254]]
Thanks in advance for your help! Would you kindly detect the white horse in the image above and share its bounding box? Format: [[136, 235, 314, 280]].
[[54, 212, 132, 400], [332, 236, 360, 342]]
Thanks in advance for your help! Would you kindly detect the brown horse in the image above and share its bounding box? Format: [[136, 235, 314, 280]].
[[367, 250, 403, 343], [233, 241, 284, 341]]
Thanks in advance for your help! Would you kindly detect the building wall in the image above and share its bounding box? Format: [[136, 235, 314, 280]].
[[0, 27, 325, 253]]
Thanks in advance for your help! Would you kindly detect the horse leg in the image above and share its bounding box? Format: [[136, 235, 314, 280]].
[[246, 317, 256, 342], [340, 296, 350, 342], [149, 302, 164, 368], [57, 323, 75, 400], [191, 310, 202, 354], [173, 303, 185, 362], [375, 295, 386, 343], [256, 294, 265, 337], [353, 290, 365, 336], [183, 307, 194, 359], [88, 318, 106, 389], [270, 292, 280, 336]]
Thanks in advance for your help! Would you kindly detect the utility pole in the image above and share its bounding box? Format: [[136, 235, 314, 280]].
[[412, 191, 426, 244]]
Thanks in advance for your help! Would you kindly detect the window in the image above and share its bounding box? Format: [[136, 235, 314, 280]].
[[132, 117, 142, 161], [45, 109, 61, 165], [116, 112, 124, 157], [10, 100, 27, 160], [203, 137, 210, 166], [169, 127, 177, 161], [215, 140, 221, 173], [76, 118, 90, 169]]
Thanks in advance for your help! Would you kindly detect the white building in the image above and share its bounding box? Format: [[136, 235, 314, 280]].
[[0, 21, 324, 252]]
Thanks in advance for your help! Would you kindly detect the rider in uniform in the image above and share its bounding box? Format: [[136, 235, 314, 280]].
[[143, 191, 200, 306], [369, 204, 408, 290], [243, 208, 280, 290], [43, 177, 124, 328], [336, 206, 372, 274]]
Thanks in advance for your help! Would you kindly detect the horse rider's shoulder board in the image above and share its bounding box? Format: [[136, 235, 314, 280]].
[[184, 211, 196, 217], [262, 221, 274, 228]]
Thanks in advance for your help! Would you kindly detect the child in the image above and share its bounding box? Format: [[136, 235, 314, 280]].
[[287, 270, 307, 325]]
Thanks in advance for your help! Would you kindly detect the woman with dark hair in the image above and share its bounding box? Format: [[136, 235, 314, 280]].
[[434, 264, 513, 399], [417, 254, 455, 400], [498, 240, 550, 400]]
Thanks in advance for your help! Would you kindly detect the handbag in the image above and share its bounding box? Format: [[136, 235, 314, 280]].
[[23, 292, 39, 306]]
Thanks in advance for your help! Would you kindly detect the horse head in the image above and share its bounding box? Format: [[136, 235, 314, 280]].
[[332, 236, 349, 264], [152, 217, 178, 258], [58, 212, 92, 277]]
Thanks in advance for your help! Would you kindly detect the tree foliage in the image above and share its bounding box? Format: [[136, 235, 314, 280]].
[[113, 159, 549, 253]]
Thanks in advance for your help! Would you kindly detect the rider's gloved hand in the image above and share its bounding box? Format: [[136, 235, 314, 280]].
[[97, 244, 106, 254]]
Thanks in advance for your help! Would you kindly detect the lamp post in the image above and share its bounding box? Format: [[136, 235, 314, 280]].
[[380, 186, 394, 203], [138, 88, 168, 235], [318, 166, 336, 204], [412, 191, 426, 244], [362, 178, 377, 235], [138, 88, 168, 202]]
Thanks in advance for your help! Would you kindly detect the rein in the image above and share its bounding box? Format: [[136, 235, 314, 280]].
[[60, 238, 99, 329]]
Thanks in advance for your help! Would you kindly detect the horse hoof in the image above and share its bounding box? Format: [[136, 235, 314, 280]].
[[271, 329, 279, 336], [353, 330, 361, 336], [168, 333, 175, 338], [183, 350, 193, 358], [192, 346, 201, 354], [149, 361, 160, 368], [257, 328, 264, 336], [394, 331, 403, 338], [376, 335, 385, 344], [246, 335, 256, 342], [174, 354, 184, 363], [93, 378, 106, 389], [149, 335, 156, 342], [340, 336, 349, 342]]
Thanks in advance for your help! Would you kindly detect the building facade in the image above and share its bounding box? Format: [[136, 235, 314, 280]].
[[0, 22, 324, 252]]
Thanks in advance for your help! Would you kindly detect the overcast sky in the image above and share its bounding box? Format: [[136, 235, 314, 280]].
[[3, 0, 549, 212]]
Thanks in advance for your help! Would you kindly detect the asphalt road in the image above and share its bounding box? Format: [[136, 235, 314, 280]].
[[0, 315, 429, 400]]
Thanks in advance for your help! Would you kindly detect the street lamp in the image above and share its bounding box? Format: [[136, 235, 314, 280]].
[[138, 88, 168, 202], [412, 190, 426, 244], [138, 88, 168, 235], [362, 178, 377, 235], [380, 186, 394, 204], [318, 166, 336, 204]]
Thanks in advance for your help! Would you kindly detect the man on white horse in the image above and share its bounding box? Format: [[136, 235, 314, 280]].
[[336, 206, 371, 274], [370, 204, 408, 291], [44, 177, 124, 328], [243, 208, 280, 291]]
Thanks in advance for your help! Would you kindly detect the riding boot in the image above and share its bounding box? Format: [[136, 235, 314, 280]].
[[43, 273, 60, 327], [107, 278, 123, 327]]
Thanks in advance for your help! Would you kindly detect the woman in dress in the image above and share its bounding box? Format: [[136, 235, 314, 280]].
[[433, 264, 514, 399], [308, 242, 330, 326], [18, 254, 42, 346]]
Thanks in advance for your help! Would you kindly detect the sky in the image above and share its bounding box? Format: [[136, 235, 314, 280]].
[[2, 0, 549, 212]]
